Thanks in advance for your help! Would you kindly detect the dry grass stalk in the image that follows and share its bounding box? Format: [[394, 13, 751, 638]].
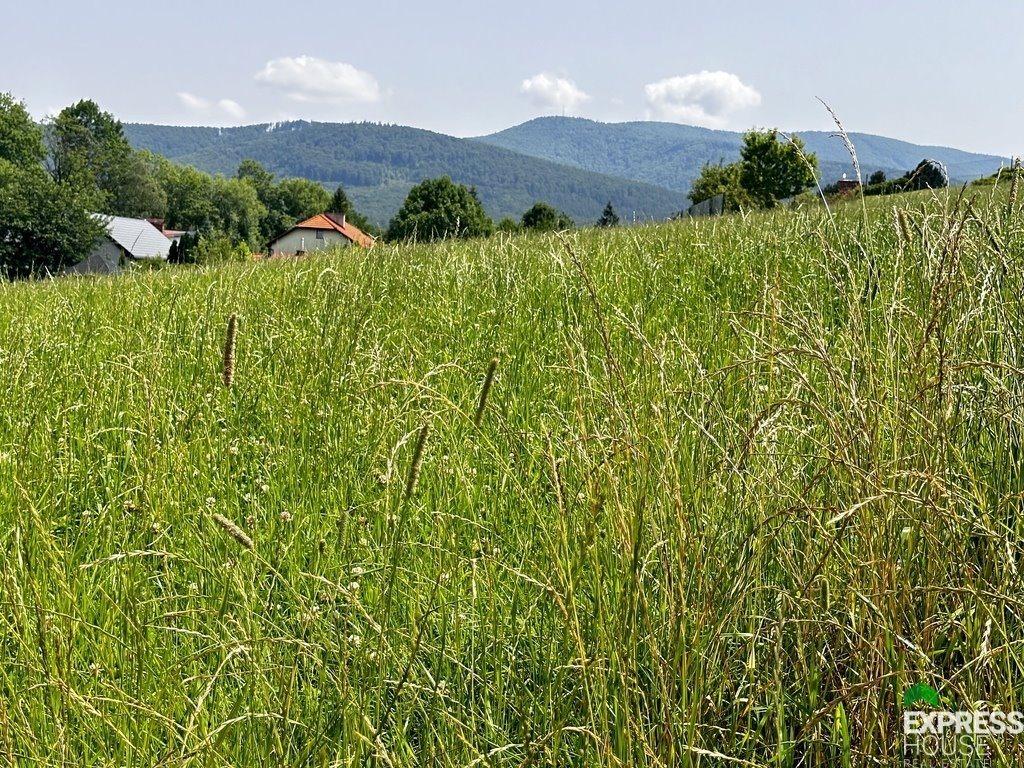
[[222, 313, 238, 388], [212, 513, 253, 550]]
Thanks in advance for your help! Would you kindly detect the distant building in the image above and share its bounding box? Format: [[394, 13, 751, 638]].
[[837, 174, 861, 195], [66, 215, 172, 275], [268, 213, 375, 256]]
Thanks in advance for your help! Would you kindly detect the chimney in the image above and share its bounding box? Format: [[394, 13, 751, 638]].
[[325, 211, 346, 228]]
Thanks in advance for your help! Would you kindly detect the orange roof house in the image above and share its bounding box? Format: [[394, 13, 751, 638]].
[[268, 212, 375, 256]]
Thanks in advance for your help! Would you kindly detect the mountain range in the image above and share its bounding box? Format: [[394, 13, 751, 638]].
[[124, 118, 1009, 227]]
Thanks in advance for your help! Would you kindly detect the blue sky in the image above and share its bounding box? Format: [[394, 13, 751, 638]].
[[3, 1, 1019, 157]]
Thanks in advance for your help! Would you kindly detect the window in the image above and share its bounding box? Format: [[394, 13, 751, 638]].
[[316, 230, 325, 240]]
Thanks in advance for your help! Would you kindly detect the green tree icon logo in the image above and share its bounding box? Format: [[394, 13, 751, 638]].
[[903, 683, 940, 709]]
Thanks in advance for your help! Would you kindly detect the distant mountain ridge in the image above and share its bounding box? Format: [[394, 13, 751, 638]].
[[123, 121, 684, 226], [474, 117, 1009, 199], [124, 117, 1010, 226]]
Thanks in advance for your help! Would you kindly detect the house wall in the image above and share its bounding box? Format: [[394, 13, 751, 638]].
[[270, 228, 351, 256], [65, 238, 123, 275]]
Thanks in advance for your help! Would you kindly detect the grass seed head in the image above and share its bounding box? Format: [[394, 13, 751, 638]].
[[222, 313, 238, 388], [473, 356, 499, 427], [404, 423, 431, 500], [212, 513, 253, 550], [1009, 157, 1021, 214]]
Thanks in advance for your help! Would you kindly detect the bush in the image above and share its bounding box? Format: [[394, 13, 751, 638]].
[[191, 233, 251, 265]]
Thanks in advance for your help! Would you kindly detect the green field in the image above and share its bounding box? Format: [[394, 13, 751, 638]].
[[1, 188, 1022, 765]]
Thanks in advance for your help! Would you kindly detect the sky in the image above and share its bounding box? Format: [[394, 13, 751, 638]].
[[2, 1, 1020, 158]]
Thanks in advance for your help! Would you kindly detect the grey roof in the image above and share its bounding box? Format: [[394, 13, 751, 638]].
[[91, 214, 171, 260]]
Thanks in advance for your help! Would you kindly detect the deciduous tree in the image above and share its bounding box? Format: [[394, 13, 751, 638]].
[[0, 159, 104, 278], [0, 92, 46, 168], [904, 160, 947, 191], [276, 178, 330, 223], [688, 162, 753, 212], [387, 177, 493, 242], [521, 201, 573, 231], [738, 129, 817, 208]]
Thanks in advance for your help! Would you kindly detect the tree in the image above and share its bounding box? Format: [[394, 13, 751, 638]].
[[0, 95, 104, 278], [521, 201, 573, 231], [738, 129, 817, 208], [168, 232, 201, 264], [210, 177, 266, 248], [688, 162, 754, 213], [276, 178, 330, 222], [237, 159, 275, 192], [46, 100, 166, 218], [237, 159, 288, 239], [387, 177, 493, 242], [112, 151, 167, 218], [158, 163, 217, 231], [0, 159, 104, 278], [868, 170, 887, 186], [0, 93, 46, 167], [904, 160, 947, 191], [596, 201, 620, 228]]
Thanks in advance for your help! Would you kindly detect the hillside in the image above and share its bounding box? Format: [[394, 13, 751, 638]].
[[124, 121, 684, 226], [474, 116, 1008, 200]]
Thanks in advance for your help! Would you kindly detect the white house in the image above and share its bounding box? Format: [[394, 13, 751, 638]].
[[268, 212, 374, 256], [67, 215, 173, 275]]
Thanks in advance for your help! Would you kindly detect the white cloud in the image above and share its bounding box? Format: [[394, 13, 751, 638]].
[[177, 92, 246, 122], [644, 71, 761, 127], [255, 56, 381, 103], [520, 73, 589, 114]]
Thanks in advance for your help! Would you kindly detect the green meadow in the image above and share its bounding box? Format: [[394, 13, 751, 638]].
[[1, 188, 1022, 765]]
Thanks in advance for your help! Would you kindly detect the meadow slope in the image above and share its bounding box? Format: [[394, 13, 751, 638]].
[[1, 188, 1022, 765]]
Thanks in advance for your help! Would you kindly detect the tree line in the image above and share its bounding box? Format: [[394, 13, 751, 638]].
[[0, 94, 630, 277], [4, 92, 839, 278]]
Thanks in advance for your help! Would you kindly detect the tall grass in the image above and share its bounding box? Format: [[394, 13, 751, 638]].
[[0, 188, 1021, 765]]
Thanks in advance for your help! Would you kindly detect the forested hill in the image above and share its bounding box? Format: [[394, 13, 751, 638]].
[[475, 117, 1008, 199], [123, 121, 683, 226]]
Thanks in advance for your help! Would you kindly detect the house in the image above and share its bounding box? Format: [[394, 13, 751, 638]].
[[837, 174, 861, 195], [66, 215, 172, 275], [268, 212, 374, 256]]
